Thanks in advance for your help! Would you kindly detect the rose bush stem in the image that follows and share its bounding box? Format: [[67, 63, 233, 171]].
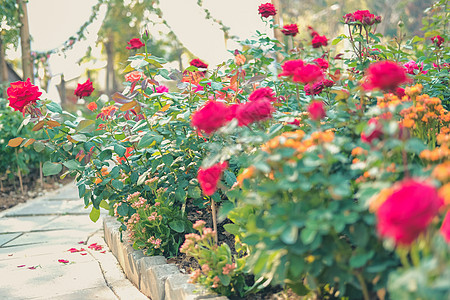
[[211, 199, 218, 244], [355, 271, 370, 300], [15, 149, 24, 194]]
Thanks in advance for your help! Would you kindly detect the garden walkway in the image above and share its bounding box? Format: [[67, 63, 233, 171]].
[[0, 182, 147, 299]]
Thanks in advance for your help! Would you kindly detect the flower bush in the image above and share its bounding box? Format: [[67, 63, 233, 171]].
[[6, 0, 450, 299]]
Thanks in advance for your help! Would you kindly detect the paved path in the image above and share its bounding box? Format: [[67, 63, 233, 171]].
[[0, 182, 147, 299]]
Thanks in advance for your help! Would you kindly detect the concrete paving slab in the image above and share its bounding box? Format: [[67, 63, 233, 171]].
[[0, 259, 111, 299], [38, 215, 103, 231], [39, 286, 117, 300], [0, 243, 78, 261], [4, 199, 88, 217], [0, 232, 21, 247], [2, 229, 92, 247], [0, 216, 57, 233]]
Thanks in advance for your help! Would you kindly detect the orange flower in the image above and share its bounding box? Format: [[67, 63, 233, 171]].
[[235, 54, 246, 66], [125, 71, 147, 82], [236, 166, 255, 186], [87, 102, 97, 111], [439, 183, 450, 205], [94, 178, 103, 184], [101, 166, 109, 176], [432, 162, 450, 182], [351, 147, 365, 156]]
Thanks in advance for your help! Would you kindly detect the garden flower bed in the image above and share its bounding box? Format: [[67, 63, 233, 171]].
[[5, 1, 450, 299]]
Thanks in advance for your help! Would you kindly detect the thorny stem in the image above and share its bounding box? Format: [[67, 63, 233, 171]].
[[354, 271, 370, 300]]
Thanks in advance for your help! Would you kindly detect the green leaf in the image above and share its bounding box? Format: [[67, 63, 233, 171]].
[[169, 220, 185, 233], [223, 223, 240, 235], [33, 141, 45, 152], [349, 250, 375, 268], [43, 161, 62, 176], [78, 184, 86, 198], [111, 180, 124, 190], [63, 159, 81, 170], [71, 134, 88, 142], [300, 228, 317, 245], [76, 119, 96, 133], [114, 144, 127, 157], [218, 274, 231, 286], [188, 186, 201, 199], [138, 132, 163, 148], [223, 170, 237, 186], [99, 149, 112, 161], [99, 200, 109, 210], [89, 207, 100, 222], [406, 138, 427, 155], [281, 225, 298, 244], [46, 102, 63, 114]]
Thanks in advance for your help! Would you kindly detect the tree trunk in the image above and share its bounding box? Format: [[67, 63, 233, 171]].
[[105, 33, 116, 96], [271, 0, 284, 62], [0, 36, 9, 98], [17, 0, 33, 83]]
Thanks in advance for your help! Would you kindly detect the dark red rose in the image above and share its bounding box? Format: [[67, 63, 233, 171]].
[[236, 99, 274, 126], [431, 35, 445, 47], [288, 119, 300, 126], [395, 87, 405, 98], [361, 118, 383, 144], [74, 79, 95, 98], [191, 101, 230, 135], [7, 78, 42, 112], [377, 179, 443, 245], [190, 59, 208, 69], [311, 35, 328, 48], [362, 61, 409, 91], [248, 87, 276, 102], [197, 161, 228, 196], [307, 100, 326, 121], [323, 79, 334, 88], [304, 82, 324, 95], [292, 63, 324, 84], [344, 10, 381, 26], [258, 3, 276, 18], [126, 38, 145, 50], [281, 24, 299, 37]]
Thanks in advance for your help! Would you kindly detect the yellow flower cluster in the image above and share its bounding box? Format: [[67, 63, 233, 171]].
[[400, 94, 450, 128]]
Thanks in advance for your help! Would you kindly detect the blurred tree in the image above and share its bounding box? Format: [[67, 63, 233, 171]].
[[0, 0, 20, 91], [16, 0, 33, 83]]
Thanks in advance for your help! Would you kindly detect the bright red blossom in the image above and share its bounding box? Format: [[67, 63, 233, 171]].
[[191, 101, 230, 135], [313, 58, 329, 70], [7, 78, 42, 112], [363, 61, 409, 91], [441, 211, 450, 243], [236, 99, 274, 126], [343, 10, 381, 26], [292, 63, 323, 84], [258, 3, 276, 18], [281, 24, 299, 36], [74, 79, 95, 98], [279, 59, 304, 77], [197, 162, 228, 196], [311, 35, 328, 48], [376, 179, 443, 245], [308, 101, 326, 121], [248, 87, 276, 102], [126, 38, 145, 50]]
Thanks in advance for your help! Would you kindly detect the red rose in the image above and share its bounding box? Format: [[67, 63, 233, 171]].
[[236, 99, 274, 126], [248, 87, 276, 102], [74, 79, 95, 98], [191, 101, 230, 135], [362, 61, 409, 91], [323, 79, 334, 88], [197, 161, 228, 196], [288, 119, 300, 126], [258, 3, 276, 18], [125, 71, 146, 82], [292, 63, 323, 84], [281, 24, 299, 37], [190, 59, 208, 69], [431, 35, 444, 47], [278, 59, 304, 78], [156, 85, 169, 93], [361, 118, 383, 144], [441, 211, 450, 243], [313, 58, 329, 70], [311, 35, 328, 48], [307, 101, 326, 121], [7, 78, 42, 112], [395, 87, 405, 98], [304, 81, 324, 95], [344, 10, 381, 26], [377, 179, 443, 245], [126, 38, 145, 50]]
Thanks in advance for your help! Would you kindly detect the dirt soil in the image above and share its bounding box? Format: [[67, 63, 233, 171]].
[[0, 171, 74, 212]]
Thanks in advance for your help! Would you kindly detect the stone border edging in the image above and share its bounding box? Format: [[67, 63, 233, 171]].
[[103, 216, 228, 300]]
